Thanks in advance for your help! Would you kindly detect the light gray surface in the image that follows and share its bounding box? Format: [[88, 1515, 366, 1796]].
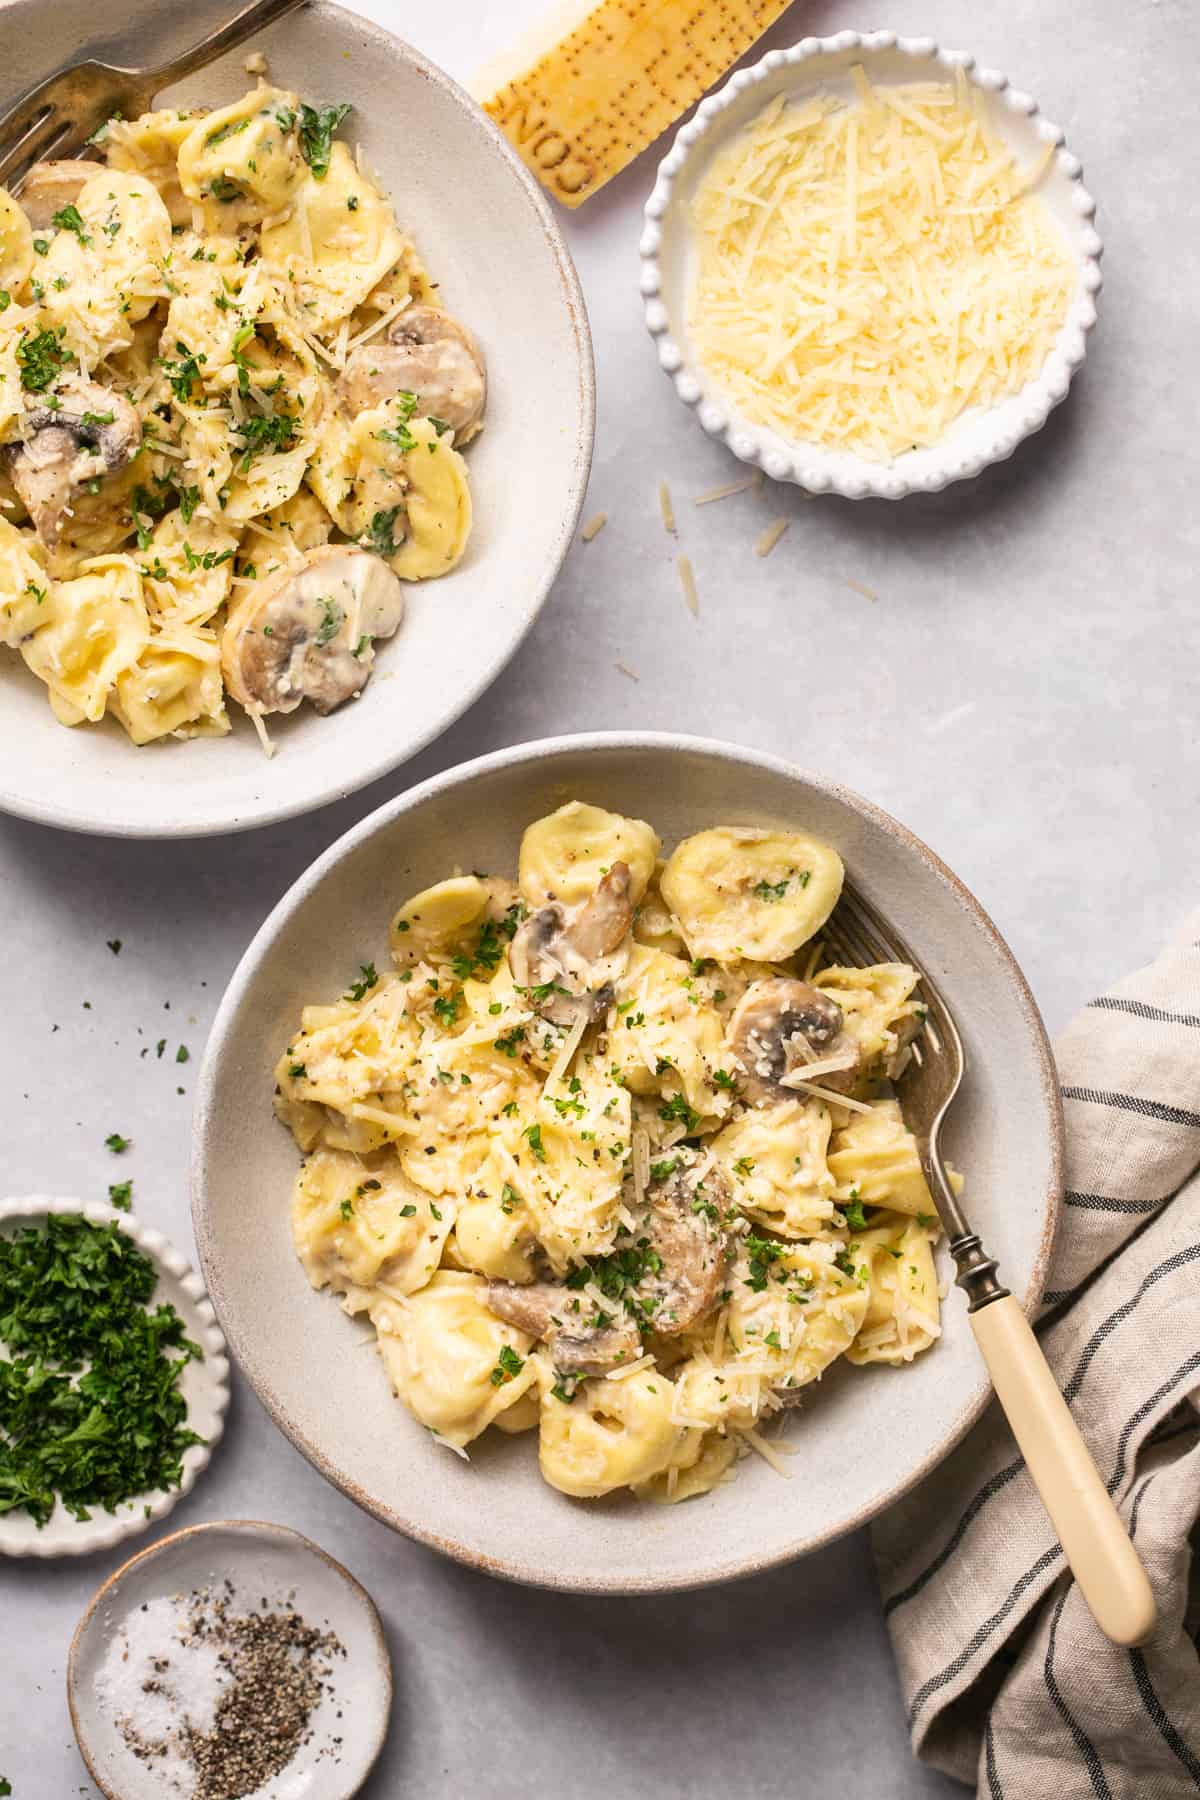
[[0, 0, 1194, 1793]]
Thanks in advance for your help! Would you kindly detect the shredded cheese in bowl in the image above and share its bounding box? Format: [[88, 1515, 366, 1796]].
[[687, 67, 1076, 460]]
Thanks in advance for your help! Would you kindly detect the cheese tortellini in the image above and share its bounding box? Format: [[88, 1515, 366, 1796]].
[[276, 804, 959, 1505], [0, 86, 485, 749]]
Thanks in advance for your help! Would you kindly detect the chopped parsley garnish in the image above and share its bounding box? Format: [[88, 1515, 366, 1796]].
[[712, 1069, 737, 1091], [344, 961, 379, 1002], [230, 319, 258, 396], [376, 390, 420, 454], [744, 1234, 785, 1292], [297, 101, 352, 178], [364, 506, 403, 557], [551, 1376, 580, 1404], [649, 1158, 678, 1181], [17, 326, 73, 392], [733, 1156, 755, 1178], [182, 542, 234, 573], [106, 938, 122, 955], [843, 1193, 868, 1232], [208, 174, 242, 202], [764, 1329, 781, 1348], [0, 1215, 202, 1527], [753, 877, 790, 902], [339, 1199, 354, 1221], [523, 1122, 546, 1162], [432, 990, 460, 1028], [451, 905, 525, 981], [107, 1181, 132, 1210], [0, 290, 11, 311], [50, 203, 91, 244], [399, 1203, 417, 1218], [494, 1025, 526, 1057], [233, 408, 297, 472], [131, 483, 171, 549], [24, 580, 46, 607], [314, 597, 343, 646], [500, 1183, 520, 1215], [658, 1093, 701, 1134], [287, 1062, 307, 1079], [175, 1046, 189, 1065], [160, 340, 206, 402], [104, 1133, 130, 1154], [834, 1248, 861, 1281], [489, 1343, 524, 1387], [206, 117, 250, 147]]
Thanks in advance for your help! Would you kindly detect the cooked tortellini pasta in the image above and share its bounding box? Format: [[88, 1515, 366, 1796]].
[[276, 805, 960, 1505], [0, 88, 484, 749]]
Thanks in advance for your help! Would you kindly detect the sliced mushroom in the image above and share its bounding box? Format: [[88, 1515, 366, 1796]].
[[17, 159, 98, 230], [633, 1150, 733, 1336], [7, 379, 140, 548], [728, 978, 857, 1103], [485, 1281, 642, 1377], [486, 1150, 731, 1369], [339, 304, 486, 442], [220, 544, 404, 717], [508, 862, 633, 1027]]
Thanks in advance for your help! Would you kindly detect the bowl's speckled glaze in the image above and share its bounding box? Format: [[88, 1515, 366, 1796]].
[[192, 734, 1062, 1592]]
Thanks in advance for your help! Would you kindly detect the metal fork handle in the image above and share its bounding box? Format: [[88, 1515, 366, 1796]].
[[130, 0, 309, 92]]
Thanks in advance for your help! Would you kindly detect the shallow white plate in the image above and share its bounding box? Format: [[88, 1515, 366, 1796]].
[[0, 1196, 228, 1557], [68, 1519, 392, 1800], [0, 0, 593, 837], [640, 30, 1102, 498], [192, 732, 1063, 1593]]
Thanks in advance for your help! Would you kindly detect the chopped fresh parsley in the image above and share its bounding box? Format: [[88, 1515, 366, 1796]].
[[399, 1203, 417, 1218], [376, 390, 420, 454], [493, 1025, 526, 1057], [339, 1199, 354, 1220], [916, 1211, 936, 1228], [24, 581, 46, 607], [287, 1062, 307, 1079], [0, 1216, 202, 1527], [753, 877, 790, 902], [104, 1133, 130, 1154], [50, 203, 91, 245], [744, 1234, 785, 1292], [160, 340, 207, 402], [182, 542, 234, 573], [233, 408, 297, 472], [17, 327, 73, 392], [658, 1093, 700, 1134], [712, 1069, 737, 1091], [297, 101, 352, 178], [489, 1343, 525, 1387], [432, 990, 460, 1028], [230, 319, 256, 395], [364, 506, 403, 557], [344, 961, 379, 1002], [0, 290, 11, 311], [843, 1193, 868, 1231], [523, 1122, 546, 1162], [175, 1046, 189, 1065], [649, 1158, 678, 1181], [107, 1181, 132, 1210], [314, 597, 343, 646], [205, 117, 250, 147], [500, 1183, 520, 1215]]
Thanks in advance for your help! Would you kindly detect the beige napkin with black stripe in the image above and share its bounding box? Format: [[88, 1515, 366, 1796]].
[[874, 913, 1200, 1794]]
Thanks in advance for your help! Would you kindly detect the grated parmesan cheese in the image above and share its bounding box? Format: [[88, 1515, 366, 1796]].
[[754, 518, 788, 557], [580, 511, 608, 542], [677, 554, 698, 616], [658, 479, 676, 535], [689, 70, 1075, 459]]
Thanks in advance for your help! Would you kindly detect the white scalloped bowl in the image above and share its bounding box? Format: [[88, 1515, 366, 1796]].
[[0, 1197, 229, 1558], [639, 31, 1102, 499]]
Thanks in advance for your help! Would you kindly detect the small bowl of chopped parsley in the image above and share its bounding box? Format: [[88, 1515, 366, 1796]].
[[0, 1197, 229, 1557]]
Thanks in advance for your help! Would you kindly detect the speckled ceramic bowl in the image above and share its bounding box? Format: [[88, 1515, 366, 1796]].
[[0, 1196, 229, 1557], [0, 0, 593, 838], [192, 733, 1062, 1592], [640, 30, 1102, 498]]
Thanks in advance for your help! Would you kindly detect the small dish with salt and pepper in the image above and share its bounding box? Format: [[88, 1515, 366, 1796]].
[[68, 1518, 393, 1800]]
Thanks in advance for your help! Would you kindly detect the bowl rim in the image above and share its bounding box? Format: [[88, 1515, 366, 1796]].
[[192, 730, 1064, 1592], [66, 1517, 393, 1800], [0, 1195, 230, 1558], [0, 0, 595, 841], [639, 28, 1103, 500]]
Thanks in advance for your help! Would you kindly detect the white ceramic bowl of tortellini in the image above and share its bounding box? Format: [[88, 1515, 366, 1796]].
[[0, 1, 592, 837], [193, 733, 1062, 1593]]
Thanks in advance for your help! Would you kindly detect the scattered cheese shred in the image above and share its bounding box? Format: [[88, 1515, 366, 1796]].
[[677, 554, 698, 616], [843, 578, 878, 602], [615, 661, 640, 683], [658, 479, 677, 535], [689, 70, 1075, 459], [694, 471, 761, 505], [755, 518, 789, 557], [581, 511, 608, 542]]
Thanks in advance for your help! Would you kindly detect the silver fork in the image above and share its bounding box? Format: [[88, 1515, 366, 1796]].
[[0, 0, 306, 190], [824, 884, 1157, 1648]]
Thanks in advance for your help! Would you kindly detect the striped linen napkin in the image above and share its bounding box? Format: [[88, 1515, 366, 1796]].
[[873, 912, 1200, 1794]]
